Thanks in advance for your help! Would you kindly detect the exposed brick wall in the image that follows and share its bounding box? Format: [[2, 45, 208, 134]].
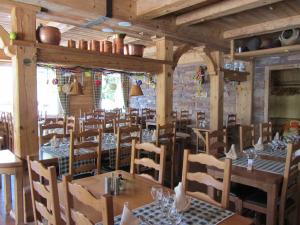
[[253, 53, 300, 124], [130, 62, 238, 126]]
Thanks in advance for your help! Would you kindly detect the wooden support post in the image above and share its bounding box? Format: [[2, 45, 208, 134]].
[[236, 61, 254, 125], [155, 37, 174, 126], [209, 51, 224, 130], [11, 7, 39, 158]]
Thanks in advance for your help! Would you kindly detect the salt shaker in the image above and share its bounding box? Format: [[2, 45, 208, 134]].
[[247, 159, 254, 171]]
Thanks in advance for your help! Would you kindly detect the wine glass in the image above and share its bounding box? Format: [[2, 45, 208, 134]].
[[151, 186, 163, 208], [168, 205, 183, 225]]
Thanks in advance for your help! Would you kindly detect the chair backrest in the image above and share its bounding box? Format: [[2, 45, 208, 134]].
[[69, 129, 102, 178], [181, 150, 232, 209], [113, 118, 131, 134], [146, 109, 156, 120], [80, 118, 103, 132], [103, 116, 115, 133], [172, 111, 177, 120], [259, 122, 272, 143], [66, 116, 76, 134], [93, 109, 105, 118], [27, 156, 62, 225], [239, 125, 255, 150], [84, 111, 96, 120], [279, 142, 300, 225], [63, 175, 114, 225], [39, 122, 66, 147], [205, 129, 227, 156], [180, 110, 189, 120], [227, 114, 237, 127], [196, 112, 205, 127], [130, 139, 166, 184], [141, 108, 149, 118], [129, 108, 139, 117], [156, 122, 176, 148], [116, 126, 141, 170]]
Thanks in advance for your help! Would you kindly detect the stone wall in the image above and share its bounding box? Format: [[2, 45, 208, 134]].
[[130, 62, 238, 126]]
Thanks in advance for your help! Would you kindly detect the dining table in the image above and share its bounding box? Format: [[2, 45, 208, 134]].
[[208, 156, 284, 225], [57, 170, 253, 225]]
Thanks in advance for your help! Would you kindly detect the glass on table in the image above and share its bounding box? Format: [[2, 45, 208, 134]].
[[168, 205, 183, 225]]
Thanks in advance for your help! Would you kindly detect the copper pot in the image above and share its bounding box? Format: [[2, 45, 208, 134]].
[[89, 40, 100, 51], [103, 41, 112, 53], [113, 33, 126, 55], [128, 44, 145, 57], [37, 25, 61, 45], [79, 40, 88, 50], [67, 40, 76, 48]]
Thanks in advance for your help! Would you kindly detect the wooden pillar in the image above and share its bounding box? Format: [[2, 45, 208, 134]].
[[236, 61, 254, 125], [209, 51, 224, 130], [155, 37, 174, 126], [11, 7, 39, 158]]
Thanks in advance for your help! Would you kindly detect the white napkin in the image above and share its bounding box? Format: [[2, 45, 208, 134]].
[[120, 203, 140, 225], [174, 182, 191, 212], [254, 137, 264, 150], [152, 130, 157, 141], [274, 132, 280, 141], [224, 144, 237, 160]]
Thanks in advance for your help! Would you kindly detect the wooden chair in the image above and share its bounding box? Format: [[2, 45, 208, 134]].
[[113, 118, 131, 134], [156, 122, 177, 188], [39, 122, 66, 147], [66, 116, 76, 134], [181, 150, 232, 209], [241, 142, 300, 225], [63, 175, 114, 225], [196, 111, 205, 128], [141, 108, 149, 119], [93, 109, 105, 119], [27, 156, 63, 225], [130, 139, 166, 184], [179, 110, 190, 132], [69, 129, 102, 179], [146, 109, 156, 120], [205, 129, 227, 156], [172, 111, 177, 121], [239, 125, 255, 151], [227, 114, 237, 126], [129, 108, 139, 117], [259, 121, 272, 143], [80, 118, 103, 132], [103, 117, 115, 133], [116, 126, 141, 170]]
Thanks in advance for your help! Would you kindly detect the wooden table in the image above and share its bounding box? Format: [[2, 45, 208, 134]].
[[0, 150, 24, 225], [58, 171, 253, 225], [208, 165, 283, 225]]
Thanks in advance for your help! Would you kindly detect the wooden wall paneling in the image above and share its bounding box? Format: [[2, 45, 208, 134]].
[[209, 51, 224, 130], [236, 61, 254, 125], [11, 7, 39, 158], [155, 37, 174, 126]]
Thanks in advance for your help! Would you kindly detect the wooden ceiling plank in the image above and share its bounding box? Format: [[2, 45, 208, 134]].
[[223, 15, 300, 39], [136, 0, 210, 19], [176, 0, 284, 26], [0, 0, 41, 12]]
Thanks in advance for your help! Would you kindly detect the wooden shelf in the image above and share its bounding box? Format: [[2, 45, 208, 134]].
[[12, 41, 171, 73], [221, 68, 249, 82], [234, 44, 300, 59]]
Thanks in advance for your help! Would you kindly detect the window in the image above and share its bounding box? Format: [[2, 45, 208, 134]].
[[0, 64, 13, 112], [101, 73, 125, 110], [37, 67, 63, 116]]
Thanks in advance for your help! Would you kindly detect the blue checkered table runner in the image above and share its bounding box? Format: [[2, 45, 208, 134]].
[[230, 156, 285, 175], [41, 144, 95, 176], [97, 198, 234, 225]]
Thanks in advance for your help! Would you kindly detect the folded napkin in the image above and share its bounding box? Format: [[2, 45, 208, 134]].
[[254, 137, 264, 150], [151, 130, 157, 141], [274, 132, 280, 141], [174, 182, 191, 212], [224, 144, 237, 160], [120, 203, 140, 225]]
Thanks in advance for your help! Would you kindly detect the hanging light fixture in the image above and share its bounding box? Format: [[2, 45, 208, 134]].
[[130, 80, 143, 97]]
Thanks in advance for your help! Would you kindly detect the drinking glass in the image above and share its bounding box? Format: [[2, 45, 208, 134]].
[[151, 186, 163, 208], [168, 205, 183, 225]]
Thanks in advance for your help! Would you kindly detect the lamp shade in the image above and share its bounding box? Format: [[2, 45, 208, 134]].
[[129, 84, 143, 96]]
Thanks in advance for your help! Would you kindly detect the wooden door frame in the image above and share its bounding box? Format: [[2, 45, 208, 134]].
[[264, 63, 300, 122]]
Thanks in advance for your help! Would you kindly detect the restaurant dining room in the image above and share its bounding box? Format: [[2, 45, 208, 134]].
[[0, 0, 300, 225]]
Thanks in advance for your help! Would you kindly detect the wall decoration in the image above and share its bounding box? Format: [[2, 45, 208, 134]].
[[52, 78, 59, 85], [95, 79, 102, 87], [193, 65, 208, 97], [84, 70, 92, 77]]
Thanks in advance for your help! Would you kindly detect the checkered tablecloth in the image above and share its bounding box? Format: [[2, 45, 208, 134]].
[[256, 145, 287, 159], [41, 144, 95, 177], [231, 156, 285, 175], [97, 198, 234, 225]]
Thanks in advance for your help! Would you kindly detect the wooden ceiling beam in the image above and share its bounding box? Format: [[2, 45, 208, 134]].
[[223, 15, 300, 39], [176, 0, 284, 26], [136, 0, 210, 19]]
